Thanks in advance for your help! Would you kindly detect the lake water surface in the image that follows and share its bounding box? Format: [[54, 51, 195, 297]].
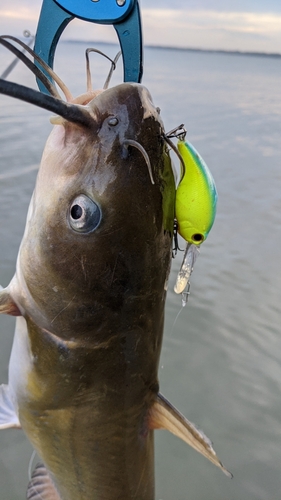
[[0, 41, 281, 499]]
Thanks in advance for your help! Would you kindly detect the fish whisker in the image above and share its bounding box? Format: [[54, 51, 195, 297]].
[[0, 37, 61, 99], [0, 36, 73, 101], [85, 48, 121, 92], [122, 139, 155, 185], [103, 51, 121, 90], [0, 79, 94, 128]]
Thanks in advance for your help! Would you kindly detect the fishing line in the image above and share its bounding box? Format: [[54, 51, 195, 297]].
[[171, 281, 192, 335], [171, 304, 184, 336], [28, 449, 37, 481]]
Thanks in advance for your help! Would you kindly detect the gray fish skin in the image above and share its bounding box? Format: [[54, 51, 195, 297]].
[[6, 83, 175, 499]]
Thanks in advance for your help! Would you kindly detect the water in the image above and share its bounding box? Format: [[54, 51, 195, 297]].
[[0, 41, 281, 499]]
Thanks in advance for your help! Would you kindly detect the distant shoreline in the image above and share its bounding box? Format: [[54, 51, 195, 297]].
[[63, 39, 281, 59]]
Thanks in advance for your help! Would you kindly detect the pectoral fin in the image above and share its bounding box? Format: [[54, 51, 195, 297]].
[[0, 286, 21, 316], [0, 384, 21, 429], [149, 393, 232, 478], [27, 463, 61, 500]]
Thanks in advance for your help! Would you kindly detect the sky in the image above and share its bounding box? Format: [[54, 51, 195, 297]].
[[0, 0, 281, 54]]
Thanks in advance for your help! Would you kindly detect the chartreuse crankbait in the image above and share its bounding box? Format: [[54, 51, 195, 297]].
[[175, 139, 217, 245], [174, 138, 218, 305]]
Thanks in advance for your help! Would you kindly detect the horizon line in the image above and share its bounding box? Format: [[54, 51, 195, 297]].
[[62, 39, 281, 59]]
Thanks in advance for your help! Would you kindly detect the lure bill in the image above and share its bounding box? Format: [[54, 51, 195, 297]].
[[174, 243, 200, 306]]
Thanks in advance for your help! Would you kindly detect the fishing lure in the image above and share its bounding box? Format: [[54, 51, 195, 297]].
[[174, 137, 218, 305], [176, 139, 217, 245]]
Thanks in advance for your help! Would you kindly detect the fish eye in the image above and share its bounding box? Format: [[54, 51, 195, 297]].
[[69, 195, 101, 233], [108, 116, 118, 126], [192, 233, 204, 243]]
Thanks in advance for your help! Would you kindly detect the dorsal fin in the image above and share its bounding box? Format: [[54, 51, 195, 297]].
[[148, 393, 232, 478], [27, 463, 61, 500], [0, 286, 21, 316]]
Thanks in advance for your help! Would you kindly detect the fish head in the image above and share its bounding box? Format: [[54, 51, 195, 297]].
[[8, 83, 175, 340]]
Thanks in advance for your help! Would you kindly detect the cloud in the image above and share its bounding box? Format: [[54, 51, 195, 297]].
[[0, 3, 40, 38], [0, 9, 37, 20], [141, 9, 281, 52], [142, 9, 281, 34], [0, 1, 40, 21], [0, 3, 280, 53], [140, 0, 281, 15]]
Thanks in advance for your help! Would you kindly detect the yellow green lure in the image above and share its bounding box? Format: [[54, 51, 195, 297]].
[[175, 139, 217, 245], [174, 139, 217, 304]]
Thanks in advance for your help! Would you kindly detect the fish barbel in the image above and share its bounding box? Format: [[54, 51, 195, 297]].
[[0, 39, 231, 500]]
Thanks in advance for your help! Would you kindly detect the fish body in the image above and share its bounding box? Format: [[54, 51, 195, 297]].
[[1, 83, 175, 499], [0, 51, 231, 498], [175, 139, 218, 245]]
